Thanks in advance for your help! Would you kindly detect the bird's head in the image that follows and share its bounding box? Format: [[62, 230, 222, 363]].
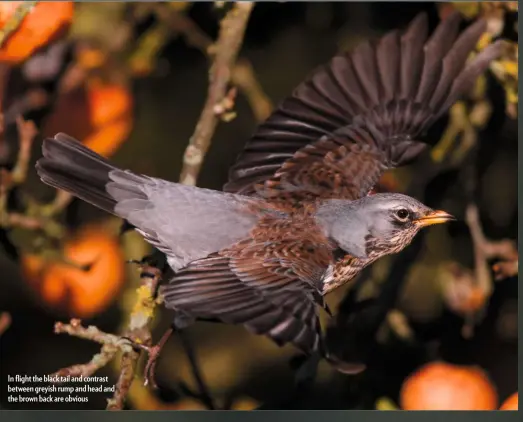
[[315, 193, 455, 260]]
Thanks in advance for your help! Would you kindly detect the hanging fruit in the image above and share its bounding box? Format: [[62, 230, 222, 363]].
[[0, 2, 74, 64], [500, 392, 518, 410], [21, 224, 125, 318], [42, 80, 133, 158], [400, 361, 498, 410]]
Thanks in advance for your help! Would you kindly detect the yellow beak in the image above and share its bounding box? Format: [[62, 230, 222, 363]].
[[414, 210, 456, 227]]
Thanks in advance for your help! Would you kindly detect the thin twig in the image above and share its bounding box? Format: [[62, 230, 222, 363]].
[[39, 190, 73, 218], [154, 5, 273, 123], [0, 2, 38, 48], [465, 204, 494, 296], [465, 203, 518, 283], [53, 319, 133, 350], [232, 59, 273, 122], [179, 2, 254, 186], [11, 117, 37, 185], [51, 344, 119, 379]]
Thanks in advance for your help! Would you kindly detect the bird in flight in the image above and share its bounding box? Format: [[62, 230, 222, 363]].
[[36, 12, 502, 379]]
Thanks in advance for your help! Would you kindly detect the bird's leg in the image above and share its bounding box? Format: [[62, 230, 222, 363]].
[[123, 326, 174, 389], [144, 327, 174, 388]]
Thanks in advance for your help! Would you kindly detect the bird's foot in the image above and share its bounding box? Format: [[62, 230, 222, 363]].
[[123, 327, 174, 389]]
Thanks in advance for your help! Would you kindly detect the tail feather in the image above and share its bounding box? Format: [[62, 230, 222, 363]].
[[36, 133, 122, 213]]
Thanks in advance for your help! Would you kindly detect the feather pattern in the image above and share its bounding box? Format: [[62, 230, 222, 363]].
[[161, 254, 323, 353], [224, 12, 503, 198]]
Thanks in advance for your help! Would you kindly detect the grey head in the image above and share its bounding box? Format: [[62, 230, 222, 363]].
[[314, 193, 455, 260]]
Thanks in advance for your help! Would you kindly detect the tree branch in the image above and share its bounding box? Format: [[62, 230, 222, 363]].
[[178, 2, 255, 186], [51, 265, 163, 410], [153, 5, 273, 123]]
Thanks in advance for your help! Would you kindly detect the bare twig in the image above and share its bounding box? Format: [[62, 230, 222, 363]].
[[232, 59, 273, 122], [0, 114, 69, 241], [129, 22, 171, 76], [154, 5, 273, 124], [465, 203, 518, 281], [11, 117, 37, 185], [39, 190, 73, 218], [179, 2, 254, 186], [107, 265, 162, 410], [0, 2, 38, 48], [465, 204, 494, 296], [51, 344, 119, 379], [51, 266, 163, 410], [153, 5, 214, 53], [54, 319, 133, 349], [441, 203, 519, 337]]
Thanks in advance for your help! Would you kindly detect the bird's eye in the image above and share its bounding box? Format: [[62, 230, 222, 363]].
[[395, 208, 410, 221]]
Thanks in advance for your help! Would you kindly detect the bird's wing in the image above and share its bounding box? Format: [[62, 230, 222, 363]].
[[161, 214, 333, 353], [224, 12, 503, 202], [161, 254, 325, 354]]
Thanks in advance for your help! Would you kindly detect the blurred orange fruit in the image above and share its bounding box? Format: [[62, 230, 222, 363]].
[[400, 361, 498, 410], [231, 396, 260, 410], [500, 392, 518, 410], [22, 224, 125, 318], [0, 2, 74, 64], [42, 82, 133, 158], [87, 82, 132, 128]]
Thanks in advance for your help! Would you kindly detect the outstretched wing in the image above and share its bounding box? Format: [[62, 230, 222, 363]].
[[224, 12, 503, 202], [161, 214, 334, 353]]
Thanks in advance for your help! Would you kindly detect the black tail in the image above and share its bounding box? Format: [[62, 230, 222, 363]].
[[224, 12, 503, 195], [36, 133, 140, 215]]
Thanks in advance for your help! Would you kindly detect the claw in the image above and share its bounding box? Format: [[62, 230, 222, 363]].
[[122, 327, 174, 389], [143, 345, 162, 389]]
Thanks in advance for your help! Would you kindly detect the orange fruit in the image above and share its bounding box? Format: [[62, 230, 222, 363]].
[[22, 225, 125, 318], [500, 392, 518, 410], [0, 2, 74, 64], [42, 82, 133, 158], [231, 396, 260, 410], [400, 361, 498, 410]]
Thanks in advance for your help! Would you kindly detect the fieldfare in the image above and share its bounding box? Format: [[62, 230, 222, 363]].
[[36, 12, 501, 366]]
